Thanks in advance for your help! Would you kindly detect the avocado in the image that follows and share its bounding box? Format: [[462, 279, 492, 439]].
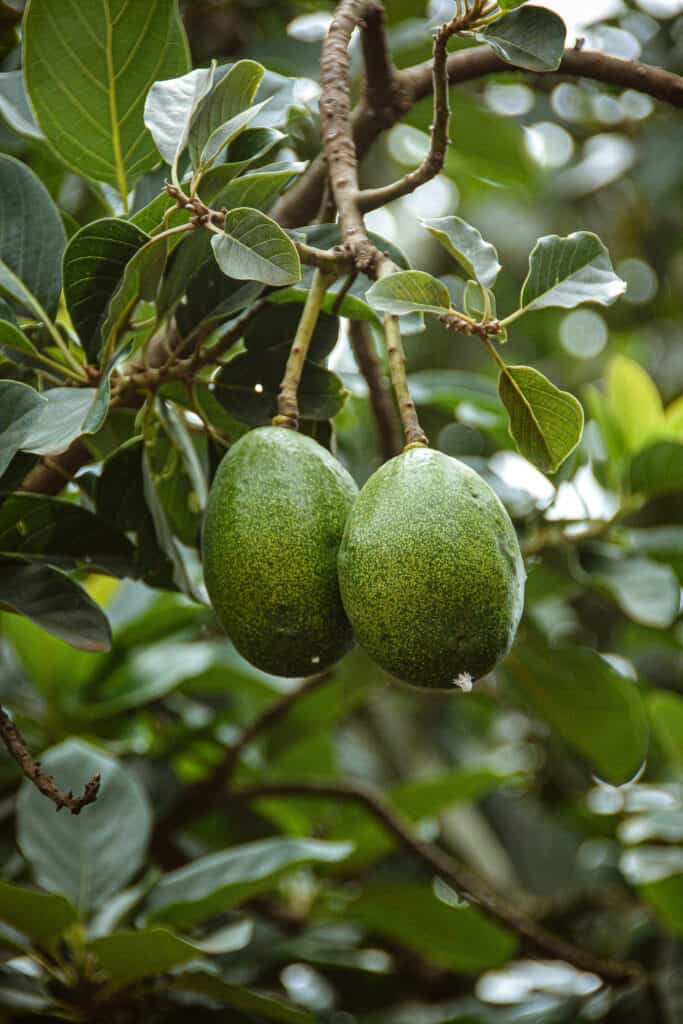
[[337, 448, 525, 689], [202, 426, 358, 677]]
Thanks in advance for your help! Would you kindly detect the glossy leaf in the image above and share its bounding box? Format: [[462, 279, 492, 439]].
[[100, 237, 167, 350], [16, 740, 152, 911], [63, 218, 149, 362], [146, 837, 352, 927], [421, 216, 501, 288], [198, 99, 271, 171], [144, 64, 215, 168], [170, 972, 314, 1024], [0, 493, 136, 576], [211, 207, 300, 286], [366, 271, 451, 317], [0, 883, 78, 947], [0, 381, 47, 478], [188, 59, 265, 169], [0, 154, 66, 319], [24, 0, 190, 199], [0, 319, 41, 360], [200, 163, 305, 215], [0, 559, 111, 650], [20, 387, 109, 457], [0, 70, 44, 140], [504, 641, 649, 785], [518, 232, 626, 315], [586, 552, 680, 629], [498, 364, 584, 473], [479, 5, 567, 72]]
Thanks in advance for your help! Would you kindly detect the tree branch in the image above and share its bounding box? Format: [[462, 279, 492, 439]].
[[0, 707, 100, 814], [234, 777, 642, 985], [348, 319, 401, 461]]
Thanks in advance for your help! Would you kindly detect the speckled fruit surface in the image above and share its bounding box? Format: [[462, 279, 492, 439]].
[[337, 448, 525, 689], [202, 426, 358, 677]]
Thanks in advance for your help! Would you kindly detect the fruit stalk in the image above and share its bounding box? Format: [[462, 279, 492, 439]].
[[274, 268, 334, 430], [383, 313, 428, 449]]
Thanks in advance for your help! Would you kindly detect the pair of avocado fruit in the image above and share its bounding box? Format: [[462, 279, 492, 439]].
[[202, 425, 525, 690]]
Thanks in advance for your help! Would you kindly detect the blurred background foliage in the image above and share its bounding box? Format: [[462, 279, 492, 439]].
[[1, 0, 683, 1022]]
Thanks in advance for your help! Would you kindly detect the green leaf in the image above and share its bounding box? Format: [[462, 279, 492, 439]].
[[0, 70, 44, 140], [606, 355, 665, 453], [649, 692, 683, 769], [621, 847, 683, 936], [504, 641, 649, 785], [141, 443, 201, 600], [199, 163, 306, 215], [0, 381, 47, 478], [0, 558, 111, 650], [89, 928, 203, 988], [421, 216, 501, 288], [342, 882, 516, 973], [244, 304, 339, 364], [100, 237, 167, 352], [24, 0, 190, 201], [170, 972, 314, 1024], [20, 387, 109, 457], [517, 232, 626, 316], [478, 6, 567, 72], [211, 207, 300, 287], [630, 442, 683, 497], [0, 319, 41, 360], [0, 493, 136, 576], [214, 351, 347, 426], [0, 154, 66, 319], [366, 271, 451, 317], [63, 218, 149, 362], [195, 127, 285, 192], [0, 883, 78, 947], [144, 64, 216, 168], [16, 739, 152, 912], [198, 99, 271, 172], [146, 837, 352, 928], [585, 551, 680, 629], [143, 403, 206, 548], [498, 364, 584, 473], [188, 60, 265, 170]]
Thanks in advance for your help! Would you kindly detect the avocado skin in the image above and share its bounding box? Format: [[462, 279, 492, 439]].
[[337, 448, 525, 689], [202, 426, 358, 677]]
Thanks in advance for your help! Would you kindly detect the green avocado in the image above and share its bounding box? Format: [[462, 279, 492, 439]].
[[202, 426, 358, 677], [337, 448, 525, 690]]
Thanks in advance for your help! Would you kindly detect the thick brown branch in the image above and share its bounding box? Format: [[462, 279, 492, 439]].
[[234, 778, 642, 985], [0, 707, 100, 814], [348, 320, 401, 462]]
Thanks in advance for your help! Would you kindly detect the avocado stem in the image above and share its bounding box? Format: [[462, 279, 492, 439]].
[[383, 313, 429, 450], [274, 269, 335, 431]]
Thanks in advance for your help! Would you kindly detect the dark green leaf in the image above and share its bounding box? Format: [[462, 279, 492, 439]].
[[63, 218, 149, 362], [0, 381, 47, 478], [20, 386, 109, 457], [170, 972, 314, 1024], [649, 692, 683, 768], [146, 837, 352, 927], [504, 640, 649, 785], [198, 100, 271, 171], [0, 319, 41, 360], [421, 216, 501, 288], [630, 442, 683, 497], [244, 303, 338, 363], [24, 0, 190, 199], [143, 403, 206, 548], [89, 928, 203, 987], [585, 551, 680, 629], [0, 154, 66, 319], [0, 558, 111, 651], [479, 6, 567, 72], [195, 128, 285, 192], [498, 364, 584, 473], [100, 237, 167, 352], [342, 883, 516, 973], [214, 350, 347, 425], [200, 163, 305, 214], [0, 882, 78, 947], [0, 493, 136, 576], [16, 739, 152, 912], [211, 207, 301, 286]]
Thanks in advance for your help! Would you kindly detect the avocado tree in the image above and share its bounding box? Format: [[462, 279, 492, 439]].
[[0, 0, 682, 1020]]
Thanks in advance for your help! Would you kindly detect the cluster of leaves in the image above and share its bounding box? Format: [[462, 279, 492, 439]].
[[0, 0, 682, 1021]]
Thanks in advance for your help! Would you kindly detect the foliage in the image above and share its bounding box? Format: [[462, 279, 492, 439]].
[[0, 0, 682, 1021]]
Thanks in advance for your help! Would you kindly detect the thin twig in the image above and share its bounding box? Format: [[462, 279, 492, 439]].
[[0, 707, 100, 814], [382, 313, 427, 448], [348, 319, 401, 461], [233, 777, 642, 985]]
